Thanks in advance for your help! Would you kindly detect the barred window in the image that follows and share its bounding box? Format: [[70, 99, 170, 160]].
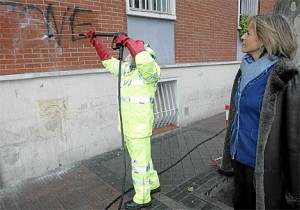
[[127, 0, 176, 20], [239, 0, 258, 16], [238, 0, 258, 28]]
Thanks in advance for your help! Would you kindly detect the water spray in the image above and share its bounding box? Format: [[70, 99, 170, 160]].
[[42, 34, 54, 41]]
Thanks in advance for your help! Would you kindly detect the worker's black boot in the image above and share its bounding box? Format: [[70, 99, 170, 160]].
[[124, 200, 151, 210], [150, 186, 161, 194]]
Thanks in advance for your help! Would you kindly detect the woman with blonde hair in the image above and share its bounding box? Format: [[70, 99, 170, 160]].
[[218, 14, 299, 209]]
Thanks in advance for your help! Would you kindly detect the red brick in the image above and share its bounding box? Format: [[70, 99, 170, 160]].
[[0, 0, 274, 75]]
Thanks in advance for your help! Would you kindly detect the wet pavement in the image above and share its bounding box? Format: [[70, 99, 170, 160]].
[[0, 112, 234, 210]]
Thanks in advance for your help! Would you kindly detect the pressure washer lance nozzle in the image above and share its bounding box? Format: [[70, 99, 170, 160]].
[[42, 34, 54, 41]]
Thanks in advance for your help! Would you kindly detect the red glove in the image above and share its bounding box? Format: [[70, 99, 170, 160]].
[[84, 30, 111, 61], [114, 35, 144, 57]]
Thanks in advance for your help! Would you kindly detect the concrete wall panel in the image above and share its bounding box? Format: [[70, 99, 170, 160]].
[[0, 62, 239, 186]]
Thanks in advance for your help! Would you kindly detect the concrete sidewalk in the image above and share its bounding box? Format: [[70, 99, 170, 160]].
[[0, 112, 234, 210]]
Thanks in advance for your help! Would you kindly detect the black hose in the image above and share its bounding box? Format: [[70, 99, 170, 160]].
[[102, 45, 126, 210], [116, 46, 126, 210], [157, 127, 226, 175], [104, 126, 226, 209]]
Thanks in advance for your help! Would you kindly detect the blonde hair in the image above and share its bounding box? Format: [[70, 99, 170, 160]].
[[248, 14, 296, 59]]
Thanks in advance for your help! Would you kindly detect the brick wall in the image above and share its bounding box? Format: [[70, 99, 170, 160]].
[[175, 0, 276, 63], [259, 0, 275, 14], [0, 0, 276, 75], [0, 0, 127, 75], [175, 0, 239, 63]]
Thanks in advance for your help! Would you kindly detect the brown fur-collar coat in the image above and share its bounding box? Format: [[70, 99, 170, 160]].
[[220, 57, 299, 209]]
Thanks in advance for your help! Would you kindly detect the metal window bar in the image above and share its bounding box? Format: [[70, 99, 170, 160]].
[[161, 0, 167, 12], [153, 80, 178, 129], [158, 0, 161, 11], [164, 0, 169, 12], [148, 0, 153, 10], [240, 0, 258, 16], [129, 0, 170, 13], [162, 82, 172, 127], [167, 81, 178, 125], [156, 84, 166, 128], [153, 89, 162, 128], [162, 83, 173, 127]]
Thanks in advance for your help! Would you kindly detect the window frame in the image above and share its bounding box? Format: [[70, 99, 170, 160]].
[[126, 0, 176, 20]]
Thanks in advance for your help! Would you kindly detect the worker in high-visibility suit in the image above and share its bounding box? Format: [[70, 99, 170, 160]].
[[85, 30, 161, 210]]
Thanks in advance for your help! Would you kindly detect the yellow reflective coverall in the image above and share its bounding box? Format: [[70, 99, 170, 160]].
[[102, 50, 160, 204]]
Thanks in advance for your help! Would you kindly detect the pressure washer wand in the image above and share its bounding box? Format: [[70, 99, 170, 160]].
[[45, 32, 127, 50], [79, 32, 127, 50], [46, 32, 127, 37], [78, 32, 127, 37]]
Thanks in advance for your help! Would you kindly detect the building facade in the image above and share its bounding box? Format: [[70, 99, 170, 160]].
[[0, 0, 275, 186]]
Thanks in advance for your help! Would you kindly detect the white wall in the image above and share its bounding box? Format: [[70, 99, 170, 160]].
[[161, 62, 239, 127], [0, 62, 239, 186]]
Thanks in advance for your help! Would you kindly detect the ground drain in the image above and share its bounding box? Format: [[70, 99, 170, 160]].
[[165, 168, 234, 209]]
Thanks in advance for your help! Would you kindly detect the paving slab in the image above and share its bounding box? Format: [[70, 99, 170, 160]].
[[0, 112, 234, 210]]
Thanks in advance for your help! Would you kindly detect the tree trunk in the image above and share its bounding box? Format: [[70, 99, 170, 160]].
[[274, 0, 300, 67]]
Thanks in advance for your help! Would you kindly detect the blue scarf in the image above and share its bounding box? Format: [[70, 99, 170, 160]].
[[240, 53, 279, 91]]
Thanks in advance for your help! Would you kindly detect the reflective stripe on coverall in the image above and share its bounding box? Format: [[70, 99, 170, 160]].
[[102, 50, 160, 204]]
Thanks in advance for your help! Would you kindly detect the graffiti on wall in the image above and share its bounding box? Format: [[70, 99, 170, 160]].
[[0, 1, 93, 47]]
